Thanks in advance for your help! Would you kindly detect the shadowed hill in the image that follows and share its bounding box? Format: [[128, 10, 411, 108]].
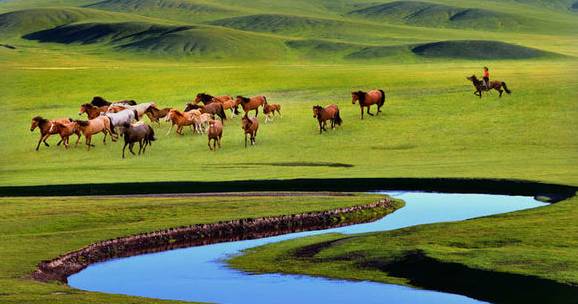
[[411, 40, 554, 59], [86, 0, 240, 22], [348, 1, 535, 31], [23, 21, 286, 59], [0, 7, 127, 36]]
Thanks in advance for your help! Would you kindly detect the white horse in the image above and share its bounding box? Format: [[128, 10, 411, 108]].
[[105, 109, 139, 139]]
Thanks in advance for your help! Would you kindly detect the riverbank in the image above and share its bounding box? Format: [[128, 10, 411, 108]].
[[229, 194, 578, 303], [0, 193, 389, 304]]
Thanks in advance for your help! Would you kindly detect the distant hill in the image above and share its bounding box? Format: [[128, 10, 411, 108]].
[[411, 40, 554, 59]]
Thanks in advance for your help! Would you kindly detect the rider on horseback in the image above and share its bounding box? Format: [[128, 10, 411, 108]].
[[482, 67, 490, 89]]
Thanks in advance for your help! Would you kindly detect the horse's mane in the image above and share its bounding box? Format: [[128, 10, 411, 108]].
[[91, 96, 110, 106], [32, 116, 47, 123], [81, 103, 94, 108], [353, 91, 366, 103]]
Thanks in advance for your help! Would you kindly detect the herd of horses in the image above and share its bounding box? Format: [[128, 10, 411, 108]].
[[30, 77, 509, 157]]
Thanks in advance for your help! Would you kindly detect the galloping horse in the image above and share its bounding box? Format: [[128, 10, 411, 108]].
[[467, 75, 511, 98], [105, 109, 139, 140], [49, 121, 82, 149], [194, 93, 233, 105], [145, 105, 172, 124], [73, 116, 113, 150], [121, 122, 155, 158], [263, 103, 281, 123], [90, 96, 136, 107], [235, 95, 266, 118], [313, 105, 342, 134], [184, 103, 203, 112], [351, 89, 386, 119], [201, 102, 227, 121], [30, 116, 72, 151], [165, 109, 195, 135], [79, 103, 108, 119]]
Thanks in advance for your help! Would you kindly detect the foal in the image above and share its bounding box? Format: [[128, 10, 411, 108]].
[[121, 122, 155, 158], [241, 116, 259, 147], [30, 116, 72, 151], [49, 121, 82, 149], [313, 105, 342, 134], [263, 103, 281, 123], [207, 119, 223, 151]]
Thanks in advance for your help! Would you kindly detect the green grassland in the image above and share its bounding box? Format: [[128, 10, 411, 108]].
[[0, 192, 385, 304], [229, 194, 578, 302]]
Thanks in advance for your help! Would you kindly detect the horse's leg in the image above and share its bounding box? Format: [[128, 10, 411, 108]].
[[35, 134, 45, 151], [360, 107, 364, 119], [166, 124, 173, 136], [138, 140, 143, 155], [86, 135, 92, 150], [129, 143, 136, 155], [218, 136, 221, 148], [245, 133, 248, 148], [318, 121, 323, 134], [43, 134, 51, 147], [208, 139, 213, 151], [57, 138, 63, 146], [498, 88, 503, 97], [367, 105, 374, 116], [255, 108, 259, 117], [122, 142, 128, 158], [75, 133, 81, 146], [102, 130, 107, 144]]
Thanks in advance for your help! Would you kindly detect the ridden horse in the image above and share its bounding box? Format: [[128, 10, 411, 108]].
[[263, 103, 281, 123], [235, 95, 267, 118], [241, 116, 259, 148], [105, 109, 139, 140], [30, 116, 72, 151], [145, 105, 172, 124], [91, 96, 136, 107], [467, 75, 511, 98], [201, 102, 227, 121], [207, 119, 223, 151], [166, 109, 195, 135], [49, 121, 82, 149], [313, 105, 342, 134], [121, 122, 155, 158], [73, 116, 113, 150], [351, 89, 386, 119], [79, 103, 108, 119]]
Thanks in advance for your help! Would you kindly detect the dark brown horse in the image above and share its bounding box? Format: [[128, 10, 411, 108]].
[[467, 75, 511, 98], [90, 96, 137, 107], [201, 102, 227, 121], [184, 103, 204, 112], [145, 105, 172, 124], [241, 116, 259, 147], [313, 105, 342, 134], [194, 93, 233, 105], [236, 95, 266, 118], [351, 89, 386, 119], [30, 116, 72, 151], [79, 103, 108, 119], [121, 122, 155, 158]]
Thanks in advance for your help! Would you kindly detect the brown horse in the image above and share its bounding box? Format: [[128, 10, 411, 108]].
[[207, 119, 223, 151], [241, 116, 259, 147], [467, 75, 511, 98], [49, 121, 82, 149], [313, 105, 342, 134], [184, 103, 204, 112], [166, 109, 195, 135], [73, 116, 113, 150], [30, 116, 72, 151], [79, 103, 108, 119], [121, 122, 155, 158], [352, 89, 386, 119], [145, 105, 172, 124], [236, 95, 267, 118], [201, 102, 227, 121], [263, 103, 281, 123]]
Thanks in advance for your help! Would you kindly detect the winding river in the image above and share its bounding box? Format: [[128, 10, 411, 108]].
[[69, 192, 547, 304]]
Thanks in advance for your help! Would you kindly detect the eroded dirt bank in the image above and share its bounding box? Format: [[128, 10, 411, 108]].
[[32, 197, 399, 283]]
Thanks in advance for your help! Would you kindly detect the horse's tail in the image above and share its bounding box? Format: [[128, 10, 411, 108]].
[[502, 82, 511, 94], [378, 89, 386, 106], [262, 96, 268, 105], [334, 109, 343, 126], [133, 109, 140, 121], [218, 104, 226, 121], [147, 125, 156, 142], [106, 116, 116, 134]]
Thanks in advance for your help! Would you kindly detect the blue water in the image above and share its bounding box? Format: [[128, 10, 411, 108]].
[[69, 192, 547, 304]]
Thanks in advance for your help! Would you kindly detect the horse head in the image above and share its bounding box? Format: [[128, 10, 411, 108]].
[[351, 91, 364, 104], [30, 116, 43, 131], [79, 104, 91, 115], [312, 106, 323, 118]]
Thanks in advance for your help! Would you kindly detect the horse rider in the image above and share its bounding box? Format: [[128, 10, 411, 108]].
[[482, 66, 490, 89]]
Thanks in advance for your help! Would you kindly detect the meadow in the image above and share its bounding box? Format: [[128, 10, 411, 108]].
[[0, 0, 577, 303]]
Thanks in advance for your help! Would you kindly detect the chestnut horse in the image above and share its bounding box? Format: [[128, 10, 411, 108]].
[[145, 105, 172, 124], [241, 116, 259, 147], [263, 103, 281, 123], [79, 103, 108, 119], [166, 109, 195, 135], [351, 89, 386, 119], [49, 121, 82, 149], [194, 93, 233, 105], [467, 75, 511, 98], [235, 95, 266, 118], [30, 116, 72, 151], [313, 105, 342, 134], [73, 116, 113, 150], [207, 119, 223, 151]]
